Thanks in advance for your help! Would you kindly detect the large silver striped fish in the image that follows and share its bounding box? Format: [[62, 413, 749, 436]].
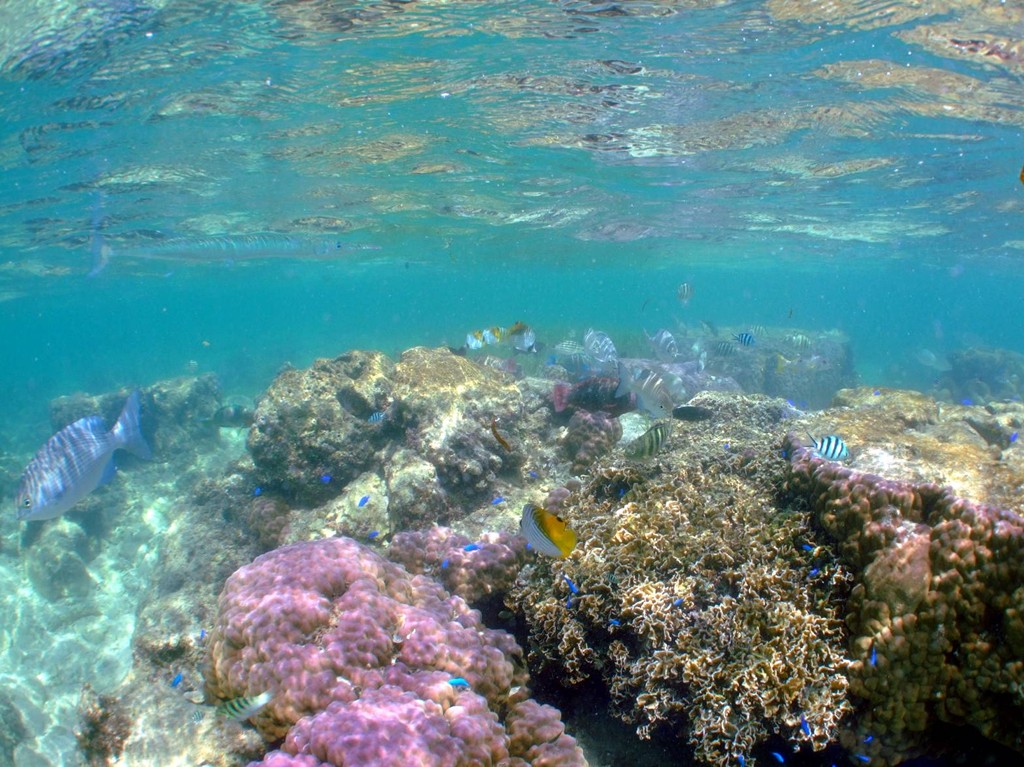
[[16, 390, 151, 522]]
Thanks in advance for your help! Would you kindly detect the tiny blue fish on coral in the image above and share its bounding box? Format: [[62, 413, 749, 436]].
[[854, 755, 871, 763], [368, 530, 380, 539], [463, 543, 481, 552], [492, 496, 505, 505], [320, 474, 332, 483], [608, 618, 621, 626], [358, 495, 370, 507], [171, 672, 183, 688], [800, 714, 811, 736], [441, 558, 450, 569], [870, 646, 877, 666], [562, 574, 579, 594], [253, 486, 262, 496], [1011, 432, 1019, 443], [448, 677, 471, 688], [769, 752, 785, 763]]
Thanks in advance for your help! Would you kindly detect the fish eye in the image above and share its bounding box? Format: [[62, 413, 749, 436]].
[[21, 498, 30, 508]]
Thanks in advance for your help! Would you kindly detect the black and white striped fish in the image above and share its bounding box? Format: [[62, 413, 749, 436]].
[[584, 328, 618, 365], [734, 331, 756, 347], [809, 433, 848, 461], [216, 691, 272, 722], [16, 390, 152, 522], [625, 421, 672, 458], [615, 363, 674, 418], [645, 329, 678, 362]]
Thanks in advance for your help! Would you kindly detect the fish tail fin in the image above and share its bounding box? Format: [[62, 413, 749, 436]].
[[113, 390, 152, 459], [88, 240, 113, 278]]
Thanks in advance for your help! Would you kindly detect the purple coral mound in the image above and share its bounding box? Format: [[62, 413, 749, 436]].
[[564, 410, 622, 472], [205, 537, 585, 767], [783, 432, 1024, 765], [387, 527, 528, 604]]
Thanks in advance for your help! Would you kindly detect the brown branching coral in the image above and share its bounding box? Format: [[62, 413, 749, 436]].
[[509, 395, 852, 767]]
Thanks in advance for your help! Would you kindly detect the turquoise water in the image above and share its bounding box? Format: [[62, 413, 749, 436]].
[[2, 0, 1023, 433], [2, 2, 1024, 765]]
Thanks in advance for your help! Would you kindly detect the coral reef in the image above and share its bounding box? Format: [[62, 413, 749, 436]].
[[205, 536, 586, 766], [386, 526, 528, 605], [509, 392, 851, 767], [563, 410, 622, 473], [783, 430, 1024, 765]]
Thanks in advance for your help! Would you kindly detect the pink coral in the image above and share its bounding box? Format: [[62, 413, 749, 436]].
[[387, 527, 528, 604], [207, 537, 586, 767], [564, 410, 622, 472]]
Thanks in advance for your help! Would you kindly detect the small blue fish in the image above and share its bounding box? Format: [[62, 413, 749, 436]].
[[320, 474, 332, 484], [801, 543, 814, 551], [171, 672, 183, 688], [800, 714, 811, 736], [562, 574, 579, 594], [737, 757, 746, 767], [809, 567, 820, 576], [368, 530, 380, 539], [1011, 432, 1019, 443], [770, 752, 785, 764], [672, 598, 683, 607], [448, 677, 470, 688], [566, 595, 574, 608], [358, 495, 369, 507], [528, 470, 539, 479], [618, 487, 626, 497], [199, 629, 207, 642], [608, 618, 621, 626], [253, 486, 262, 496], [870, 646, 877, 666], [734, 331, 756, 347], [441, 558, 450, 569], [463, 543, 481, 552], [491, 496, 505, 505], [854, 755, 870, 764], [864, 735, 874, 743], [368, 411, 387, 423]]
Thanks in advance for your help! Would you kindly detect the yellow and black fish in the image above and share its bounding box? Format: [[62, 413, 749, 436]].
[[519, 503, 577, 558], [624, 421, 672, 458]]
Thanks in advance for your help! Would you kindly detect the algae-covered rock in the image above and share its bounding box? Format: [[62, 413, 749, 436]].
[[247, 350, 395, 504], [25, 520, 98, 601]]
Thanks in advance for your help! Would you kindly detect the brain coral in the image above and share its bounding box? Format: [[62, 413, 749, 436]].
[[205, 536, 585, 766], [783, 432, 1024, 765], [509, 396, 852, 767]]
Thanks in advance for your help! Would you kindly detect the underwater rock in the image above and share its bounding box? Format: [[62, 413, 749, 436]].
[[25, 519, 98, 601], [205, 536, 587, 766], [280, 471, 388, 545], [75, 684, 132, 766], [392, 346, 524, 506], [247, 350, 395, 505], [0, 689, 28, 764], [384, 447, 448, 530], [936, 346, 1024, 405]]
